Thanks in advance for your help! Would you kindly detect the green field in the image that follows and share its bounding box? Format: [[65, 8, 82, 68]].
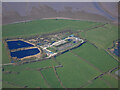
[[2, 43, 10, 64], [2, 19, 102, 38], [2, 19, 118, 88], [47, 47, 57, 53], [56, 52, 101, 88], [102, 74, 118, 88], [3, 59, 58, 72], [3, 59, 59, 88], [41, 68, 62, 88], [2, 81, 20, 88], [85, 74, 118, 88], [71, 42, 118, 72], [3, 70, 48, 88], [85, 78, 109, 88], [80, 24, 118, 49]]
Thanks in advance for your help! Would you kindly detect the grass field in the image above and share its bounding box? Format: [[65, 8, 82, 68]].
[[56, 52, 101, 88], [2, 19, 118, 88], [2, 19, 102, 38], [47, 47, 56, 53], [2, 43, 10, 64], [3, 70, 48, 88], [71, 42, 118, 72], [3, 59, 59, 88], [41, 68, 62, 88], [85, 78, 109, 88], [81, 24, 118, 49], [102, 74, 118, 88], [3, 59, 58, 72], [85, 74, 118, 88], [2, 81, 20, 88]]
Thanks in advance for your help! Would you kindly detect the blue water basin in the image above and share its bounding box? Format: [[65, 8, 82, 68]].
[[7, 40, 34, 50], [11, 48, 40, 59]]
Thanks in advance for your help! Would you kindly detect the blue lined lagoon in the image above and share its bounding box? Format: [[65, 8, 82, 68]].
[[11, 48, 40, 58], [7, 40, 34, 50]]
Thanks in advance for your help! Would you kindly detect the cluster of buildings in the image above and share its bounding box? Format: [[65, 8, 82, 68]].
[[39, 34, 84, 58]]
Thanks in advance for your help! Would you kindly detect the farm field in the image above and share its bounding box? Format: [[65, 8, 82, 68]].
[[3, 59, 59, 88], [71, 42, 118, 72], [2, 43, 10, 64], [3, 70, 48, 88], [102, 74, 118, 88], [85, 78, 109, 88], [2, 19, 119, 88], [2, 19, 102, 38], [85, 74, 118, 88], [3, 59, 58, 72], [40, 68, 62, 88], [2, 81, 20, 88], [81, 24, 118, 49], [56, 52, 101, 88]]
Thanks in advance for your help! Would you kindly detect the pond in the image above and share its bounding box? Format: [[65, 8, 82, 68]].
[[7, 40, 34, 50], [11, 48, 40, 59]]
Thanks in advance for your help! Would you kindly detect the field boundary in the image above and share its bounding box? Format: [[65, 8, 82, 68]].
[[70, 51, 103, 73], [70, 51, 114, 88], [52, 65, 65, 88], [39, 71, 51, 88], [3, 80, 25, 88]]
